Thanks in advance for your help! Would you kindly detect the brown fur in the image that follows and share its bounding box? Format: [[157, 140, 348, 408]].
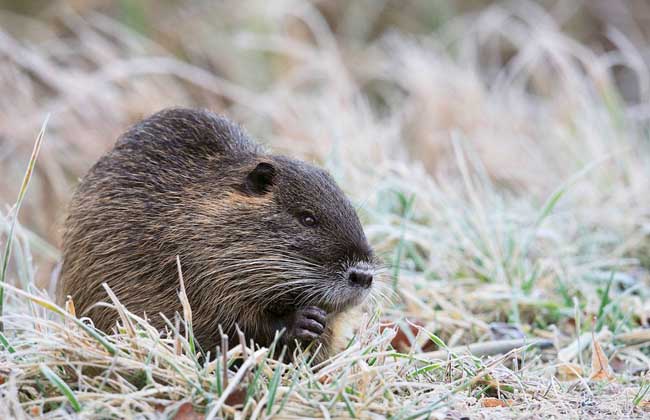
[[58, 108, 377, 362]]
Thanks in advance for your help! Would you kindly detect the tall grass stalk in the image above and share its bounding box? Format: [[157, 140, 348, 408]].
[[0, 116, 47, 332]]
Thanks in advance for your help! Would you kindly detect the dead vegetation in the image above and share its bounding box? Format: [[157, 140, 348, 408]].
[[1, 1, 650, 418]]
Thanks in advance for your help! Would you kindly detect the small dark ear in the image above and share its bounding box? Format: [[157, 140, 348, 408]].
[[245, 162, 276, 194]]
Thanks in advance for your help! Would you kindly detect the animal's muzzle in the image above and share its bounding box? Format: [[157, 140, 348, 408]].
[[347, 267, 373, 289]]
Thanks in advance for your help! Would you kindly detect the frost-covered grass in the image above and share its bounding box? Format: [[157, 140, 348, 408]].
[[1, 1, 650, 418]]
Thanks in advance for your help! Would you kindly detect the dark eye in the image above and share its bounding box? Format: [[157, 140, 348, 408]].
[[299, 212, 318, 227]]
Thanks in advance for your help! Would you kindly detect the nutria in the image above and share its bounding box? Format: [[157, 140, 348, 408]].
[[58, 107, 377, 361]]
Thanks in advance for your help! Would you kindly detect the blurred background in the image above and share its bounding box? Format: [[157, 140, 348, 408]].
[[3, 2, 650, 416], [0, 0, 649, 327]]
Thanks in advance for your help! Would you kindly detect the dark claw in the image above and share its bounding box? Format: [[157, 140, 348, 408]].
[[296, 318, 325, 334], [301, 306, 327, 325], [295, 328, 319, 341], [286, 306, 328, 344]]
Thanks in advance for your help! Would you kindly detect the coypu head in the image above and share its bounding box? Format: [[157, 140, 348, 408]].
[[233, 156, 376, 314], [190, 153, 377, 324]]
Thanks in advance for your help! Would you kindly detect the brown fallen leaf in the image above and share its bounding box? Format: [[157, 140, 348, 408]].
[[481, 397, 509, 407], [381, 320, 424, 352], [173, 402, 204, 420], [224, 386, 247, 407], [556, 362, 583, 381], [319, 374, 333, 384], [589, 332, 614, 382]]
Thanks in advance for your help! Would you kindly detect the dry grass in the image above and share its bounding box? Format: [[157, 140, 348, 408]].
[[1, 1, 650, 418]]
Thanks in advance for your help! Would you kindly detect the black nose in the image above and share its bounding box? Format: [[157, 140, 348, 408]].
[[348, 269, 373, 288]]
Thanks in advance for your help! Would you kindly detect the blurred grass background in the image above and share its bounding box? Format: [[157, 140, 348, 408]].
[[2, 0, 650, 249], [1, 1, 650, 417], [0, 5, 647, 204]]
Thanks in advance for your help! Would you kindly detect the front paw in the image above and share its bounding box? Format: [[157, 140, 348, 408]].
[[287, 306, 327, 343]]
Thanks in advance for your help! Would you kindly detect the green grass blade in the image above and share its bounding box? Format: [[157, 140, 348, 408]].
[[391, 192, 415, 289], [244, 352, 268, 407], [0, 331, 16, 353], [534, 186, 566, 227], [213, 354, 222, 395], [40, 363, 81, 413], [534, 153, 619, 228], [633, 379, 650, 406], [266, 347, 287, 415], [595, 272, 614, 331], [341, 390, 357, 418]]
